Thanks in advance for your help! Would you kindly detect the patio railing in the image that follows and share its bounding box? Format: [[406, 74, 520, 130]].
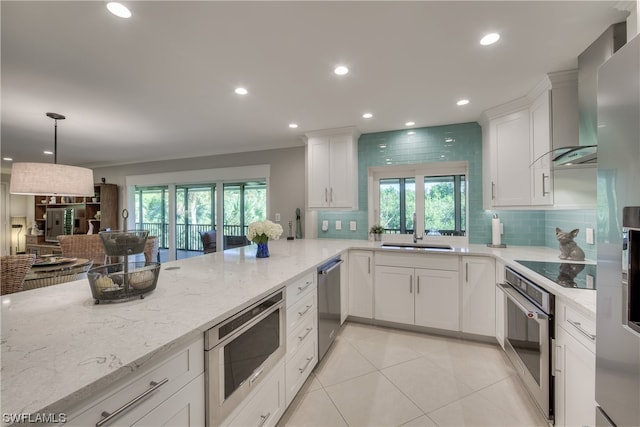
[[135, 223, 248, 251]]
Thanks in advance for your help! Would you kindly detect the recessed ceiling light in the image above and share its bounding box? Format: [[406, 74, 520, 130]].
[[408, 131, 416, 135], [378, 144, 387, 148], [480, 33, 500, 46], [457, 99, 470, 106], [3, 157, 12, 161], [405, 121, 415, 127], [234, 87, 248, 95], [43, 150, 53, 155], [334, 66, 349, 76], [362, 113, 373, 119], [107, 2, 132, 18], [289, 123, 298, 129]]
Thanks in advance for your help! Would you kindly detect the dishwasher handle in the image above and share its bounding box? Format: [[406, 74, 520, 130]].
[[318, 259, 344, 275]]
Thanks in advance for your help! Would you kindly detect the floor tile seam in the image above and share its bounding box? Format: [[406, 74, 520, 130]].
[[309, 384, 351, 427]]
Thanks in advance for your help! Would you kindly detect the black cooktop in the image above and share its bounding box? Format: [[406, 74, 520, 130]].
[[515, 260, 596, 290]]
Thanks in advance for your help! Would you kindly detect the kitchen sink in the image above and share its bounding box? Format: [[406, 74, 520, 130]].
[[380, 242, 454, 251]]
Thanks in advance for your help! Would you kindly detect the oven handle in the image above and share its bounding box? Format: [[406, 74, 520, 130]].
[[498, 283, 549, 320]]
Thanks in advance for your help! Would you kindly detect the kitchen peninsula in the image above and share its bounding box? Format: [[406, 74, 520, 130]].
[[0, 239, 595, 426]]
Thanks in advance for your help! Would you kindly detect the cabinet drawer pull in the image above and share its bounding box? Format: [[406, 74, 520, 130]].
[[567, 319, 596, 342], [330, 187, 333, 202], [297, 281, 313, 294], [298, 304, 313, 317], [299, 356, 314, 373], [257, 412, 272, 427], [96, 378, 169, 426], [465, 263, 469, 282], [491, 182, 496, 200], [409, 276, 413, 293], [417, 276, 420, 294], [298, 327, 313, 342], [325, 188, 328, 203]]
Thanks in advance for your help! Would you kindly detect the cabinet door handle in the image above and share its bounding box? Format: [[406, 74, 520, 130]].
[[542, 173, 550, 196], [465, 263, 469, 282], [297, 281, 313, 294], [298, 327, 313, 342], [299, 356, 314, 373], [491, 182, 496, 200], [96, 378, 169, 426], [330, 187, 333, 202], [298, 304, 312, 317], [409, 276, 413, 293], [368, 257, 371, 275], [567, 319, 596, 342], [325, 188, 328, 202], [257, 412, 272, 427], [553, 338, 561, 375], [417, 276, 420, 294]]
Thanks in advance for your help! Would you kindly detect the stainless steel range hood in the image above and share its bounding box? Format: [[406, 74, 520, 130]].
[[533, 22, 627, 169]]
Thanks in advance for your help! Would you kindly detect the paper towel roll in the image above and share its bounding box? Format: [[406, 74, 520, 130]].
[[492, 217, 501, 246]]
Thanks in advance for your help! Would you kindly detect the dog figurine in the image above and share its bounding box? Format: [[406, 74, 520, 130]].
[[556, 228, 585, 261]]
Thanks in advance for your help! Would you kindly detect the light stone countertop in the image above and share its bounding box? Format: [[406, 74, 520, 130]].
[[0, 238, 596, 422]]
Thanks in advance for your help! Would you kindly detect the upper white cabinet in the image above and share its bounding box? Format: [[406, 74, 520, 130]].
[[306, 127, 360, 210], [530, 90, 553, 206], [482, 100, 532, 208], [348, 250, 374, 318]]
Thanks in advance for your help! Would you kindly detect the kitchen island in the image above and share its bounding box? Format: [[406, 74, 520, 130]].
[[0, 238, 595, 425]]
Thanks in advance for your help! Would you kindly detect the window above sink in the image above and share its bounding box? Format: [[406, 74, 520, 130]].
[[368, 161, 469, 247]]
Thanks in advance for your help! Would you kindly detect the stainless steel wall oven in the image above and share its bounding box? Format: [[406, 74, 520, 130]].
[[500, 267, 555, 424], [205, 290, 286, 426]]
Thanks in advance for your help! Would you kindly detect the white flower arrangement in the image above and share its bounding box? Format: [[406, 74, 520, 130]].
[[247, 220, 283, 244]]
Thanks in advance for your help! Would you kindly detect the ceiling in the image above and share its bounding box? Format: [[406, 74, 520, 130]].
[[0, 1, 630, 171]]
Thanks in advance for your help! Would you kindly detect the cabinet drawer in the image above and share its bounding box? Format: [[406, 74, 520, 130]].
[[287, 291, 316, 333], [286, 272, 315, 308], [376, 253, 458, 270], [287, 311, 317, 358], [66, 336, 204, 426], [557, 300, 596, 353], [224, 361, 285, 427], [285, 335, 317, 407]]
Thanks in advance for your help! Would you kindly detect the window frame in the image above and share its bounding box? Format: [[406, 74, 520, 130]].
[[368, 161, 469, 245]]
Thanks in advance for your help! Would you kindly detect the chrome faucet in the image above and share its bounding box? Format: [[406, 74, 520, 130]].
[[413, 212, 423, 244]]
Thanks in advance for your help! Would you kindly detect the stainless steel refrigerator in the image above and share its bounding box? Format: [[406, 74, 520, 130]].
[[595, 34, 640, 426]]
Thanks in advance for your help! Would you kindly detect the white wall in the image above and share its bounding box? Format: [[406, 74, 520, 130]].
[[92, 146, 306, 231]]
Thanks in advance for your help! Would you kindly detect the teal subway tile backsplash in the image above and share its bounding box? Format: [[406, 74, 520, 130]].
[[317, 122, 597, 254]]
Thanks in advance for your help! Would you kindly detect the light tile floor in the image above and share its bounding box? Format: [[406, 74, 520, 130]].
[[279, 322, 549, 427]]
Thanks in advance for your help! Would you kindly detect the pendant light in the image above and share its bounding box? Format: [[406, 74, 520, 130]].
[[9, 112, 95, 197]]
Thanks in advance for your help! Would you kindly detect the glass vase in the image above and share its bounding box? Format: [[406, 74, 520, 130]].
[[256, 241, 270, 258]]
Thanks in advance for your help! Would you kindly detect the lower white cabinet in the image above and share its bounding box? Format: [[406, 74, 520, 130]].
[[65, 336, 204, 427], [348, 250, 374, 318], [223, 361, 286, 427], [555, 300, 596, 427], [461, 256, 496, 336], [374, 254, 460, 331], [132, 375, 205, 427], [284, 272, 317, 407]]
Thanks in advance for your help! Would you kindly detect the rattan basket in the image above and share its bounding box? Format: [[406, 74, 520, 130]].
[[87, 262, 160, 303]]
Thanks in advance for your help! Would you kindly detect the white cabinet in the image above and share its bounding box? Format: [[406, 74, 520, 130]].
[[374, 253, 459, 331], [555, 300, 596, 427], [306, 128, 360, 209], [530, 90, 553, 206], [461, 256, 496, 336], [223, 362, 286, 427], [348, 250, 374, 318], [65, 336, 204, 427], [495, 259, 506, 349], [482, 104, 532, 208], [284, 272, 317, 407]]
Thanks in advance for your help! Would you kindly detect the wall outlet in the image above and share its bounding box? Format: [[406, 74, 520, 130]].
[[335, 220, 342, 230], [350, 221, 357, 231], [275, 213, 281, 222], [586, 227, 594, 245], [322, 220, 329, 232]]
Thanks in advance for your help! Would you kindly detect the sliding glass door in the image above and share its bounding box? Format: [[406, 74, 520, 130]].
[[176, 185, 215, 258]]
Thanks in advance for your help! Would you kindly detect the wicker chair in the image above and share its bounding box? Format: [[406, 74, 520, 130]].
[[1, 254, 36, 295], [144, 236, 159, 263], [57, 235, 108, 266]]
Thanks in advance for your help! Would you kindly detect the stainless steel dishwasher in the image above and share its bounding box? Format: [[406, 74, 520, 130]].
[[317, 257, 343, 361]]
